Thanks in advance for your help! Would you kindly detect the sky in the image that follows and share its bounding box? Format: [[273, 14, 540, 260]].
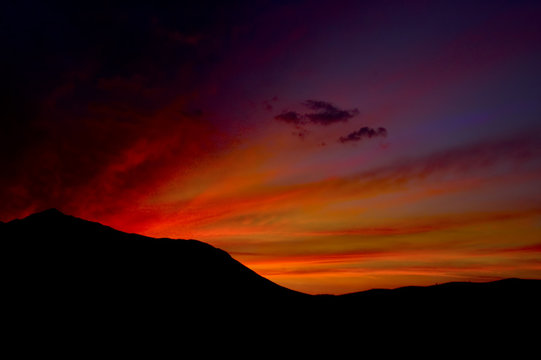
[[2, 0, 540, 294]]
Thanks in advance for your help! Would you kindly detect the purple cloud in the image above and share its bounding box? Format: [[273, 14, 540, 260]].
[[339, 127, 388, 143]]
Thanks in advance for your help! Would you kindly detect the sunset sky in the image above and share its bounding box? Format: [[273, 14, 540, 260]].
[[2, 0, 540, 294]]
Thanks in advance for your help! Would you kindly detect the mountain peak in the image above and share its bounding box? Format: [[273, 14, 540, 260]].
[[3, 208, 305, 302], [27, 208, 68, 220], [36, 208, 65, 216]]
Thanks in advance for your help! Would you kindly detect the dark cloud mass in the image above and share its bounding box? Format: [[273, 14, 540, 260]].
[[274, 100, 385, 144], [339, 127, 388, 143], [274, 100, 359, 131], [303, 100, 359, 125], [274, 111, 305, 125]]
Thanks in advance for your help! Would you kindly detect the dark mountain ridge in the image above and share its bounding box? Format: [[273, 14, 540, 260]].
[[3, 209, 540, 334], [3, 208, 304, 303]]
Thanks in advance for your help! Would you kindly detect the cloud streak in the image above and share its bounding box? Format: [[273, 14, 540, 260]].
[[339, 127, 388, 143], [274, 100, 359, 128], [141, 132, 541, 242]]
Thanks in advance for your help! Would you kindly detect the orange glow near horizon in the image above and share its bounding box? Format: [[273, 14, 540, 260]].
[[80, 126, 541, 295]]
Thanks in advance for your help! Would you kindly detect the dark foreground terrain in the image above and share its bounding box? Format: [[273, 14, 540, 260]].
[[2, 209, 540, 347]]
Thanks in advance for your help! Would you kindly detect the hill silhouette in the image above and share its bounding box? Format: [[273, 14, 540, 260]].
[[3, 209, 540, 340], [3, 209, 304, 303]]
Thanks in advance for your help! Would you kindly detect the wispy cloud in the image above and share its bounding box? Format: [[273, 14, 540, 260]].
[[339, 127, 388, 143], [145, 133, 541, 241]]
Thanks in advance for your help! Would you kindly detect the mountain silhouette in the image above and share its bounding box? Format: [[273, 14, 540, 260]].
[[3, 209, 304, 304], [3, 209, 540, 341]]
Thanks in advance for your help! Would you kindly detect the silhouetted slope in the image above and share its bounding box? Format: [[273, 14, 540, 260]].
[[337, 278, 540, 314], [3, 209, 305, 319], [3, 209, 539, 331], [342, 277, 540, 300]]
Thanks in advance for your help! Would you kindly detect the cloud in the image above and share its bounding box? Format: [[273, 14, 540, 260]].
[[274, 111, 305, 125], [274, 100, 359, 132], [303, 100, 359, 125], [339, 127, 387, 143]]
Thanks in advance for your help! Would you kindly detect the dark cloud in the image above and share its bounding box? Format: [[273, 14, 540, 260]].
[[303, 100, 359, 125], [339, 127, 388, 143], [275, 111, 305, 125], [274, 100, 359, 131]]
